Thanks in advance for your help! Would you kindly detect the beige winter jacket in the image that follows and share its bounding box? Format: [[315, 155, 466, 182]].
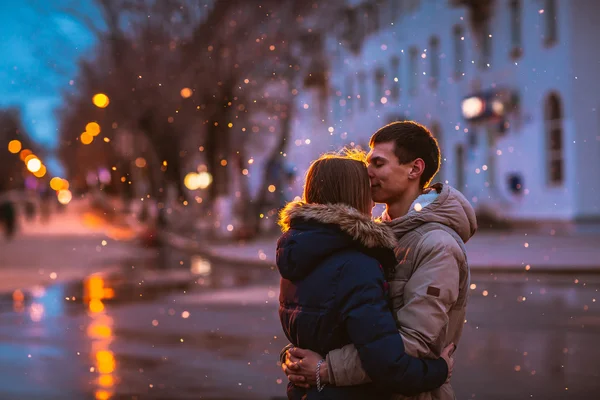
[[326, 183, 477, 400]]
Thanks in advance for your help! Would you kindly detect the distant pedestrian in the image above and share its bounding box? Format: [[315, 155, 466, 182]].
[[0, 201, 17, 240]]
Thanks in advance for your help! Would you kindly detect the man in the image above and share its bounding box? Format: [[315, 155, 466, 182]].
[[282, 121, 477, 399]]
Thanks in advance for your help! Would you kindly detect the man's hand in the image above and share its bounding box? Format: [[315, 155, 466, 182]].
[[440, 343, 456, 383], [281, 347, 328, 388]]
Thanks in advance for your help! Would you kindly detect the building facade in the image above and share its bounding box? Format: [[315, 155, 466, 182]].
[[286, 0, 600, 223]]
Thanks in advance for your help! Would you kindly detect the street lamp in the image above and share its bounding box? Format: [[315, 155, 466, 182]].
[[184, 172, 212, 190], [461, 89, 515, 122], [81, 132, 94, 145], [33, 164, 47, 178], [57, 189, 72, 205], [85, 122, 101, 136], [8, 140, 21, 154], [461, 96, 486, 120], [180, 88, 192, 98], [93, 93, 110, 108], [26, 157, 42, 173]]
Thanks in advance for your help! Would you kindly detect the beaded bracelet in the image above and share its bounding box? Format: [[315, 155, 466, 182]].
[[316, 359, 326, 392]]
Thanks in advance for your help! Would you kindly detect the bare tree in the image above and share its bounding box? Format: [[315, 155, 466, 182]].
[[55, 0, 344, 233]]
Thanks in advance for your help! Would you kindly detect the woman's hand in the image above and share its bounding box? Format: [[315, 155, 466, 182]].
[[281, 347, 329, 388]]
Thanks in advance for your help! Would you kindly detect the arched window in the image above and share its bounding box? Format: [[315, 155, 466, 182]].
[[390, 56, 400, 100], [545, 93, 564, 185], [455, 144, 465, 191], [429, 36, 440, 88], [453, 25, 464, 79], [345, 76, 354, 114], [509, 0, 522, 58], [358, 71, 367, 111], [431, 122, 443, 181], [374, 68, 385, 103], [331, 87, 341, 123], [544, 0, 558, 46], [479, 20, 492, 68], [409, 47, 418, 96]]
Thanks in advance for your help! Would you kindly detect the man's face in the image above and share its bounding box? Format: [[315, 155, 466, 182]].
[[367, 142, 413, 204]]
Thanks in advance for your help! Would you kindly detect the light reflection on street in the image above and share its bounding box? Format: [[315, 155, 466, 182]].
[[29, 302, 44, 322], [12, 289, 24, 313], [84, 275, 117, 400]]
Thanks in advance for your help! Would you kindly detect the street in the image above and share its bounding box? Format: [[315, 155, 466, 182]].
[[0, 215, 600, 399]]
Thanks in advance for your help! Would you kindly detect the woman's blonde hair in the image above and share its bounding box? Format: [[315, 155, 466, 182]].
[[303, 149, 372, 215]]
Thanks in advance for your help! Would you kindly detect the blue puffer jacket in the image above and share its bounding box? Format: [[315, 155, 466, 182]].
[[277, 202, 448, 400]]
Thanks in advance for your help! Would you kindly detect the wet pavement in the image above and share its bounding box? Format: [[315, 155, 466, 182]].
[[1, 244, 600, 399]]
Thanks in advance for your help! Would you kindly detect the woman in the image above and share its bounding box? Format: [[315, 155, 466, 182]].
[[277, 153, 450, 400]]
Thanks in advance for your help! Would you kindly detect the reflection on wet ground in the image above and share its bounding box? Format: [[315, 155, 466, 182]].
[[0, 246, 599, 399]]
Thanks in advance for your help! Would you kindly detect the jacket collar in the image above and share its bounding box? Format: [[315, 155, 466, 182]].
[[279, 201, 397, 249], [383, 183, 477, 243]]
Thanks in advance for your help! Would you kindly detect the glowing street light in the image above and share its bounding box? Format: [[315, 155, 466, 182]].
[[461, 96, 486, 120], [197, 172, 212, 189], [50, 177, 63, 191], [135, 157, 147, 168], [19, 149, 32, 161], [184, 173, 200, 190], [8, 140, 21, 154], [57, 189, 72, 205], [81, 132, 94, 145], [184, 171, 213, 190], [26, 158, 42, 173], [33, 164, 47, 178], [180, 88, 192, 98], [86, 122, 101, 136], [93, 93, 110, 108]]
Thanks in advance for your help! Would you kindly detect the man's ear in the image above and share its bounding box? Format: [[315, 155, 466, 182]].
[[408, 158, 425, 182]]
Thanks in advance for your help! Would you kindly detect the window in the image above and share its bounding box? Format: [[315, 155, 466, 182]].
[[390, 56, 400, 100], [365, 3, 379, 34], [406, 0, 420, 13], [509, 0, 522, 58], [545, 93, 564, 185], [332, 88, 341, 123], [455, 145, 465, 191], [409, 47, 418, 96], [453, 25, 464, 78], [345, 76, 354, 114], [429, 36, 440, 88], [387, 113, 409, 124], [375, 68, 385, 103], [480, 21, 492, 68], [358, 71, 367, 111], [389, 0, 399, 23], [431, 122, 443, 181], [544, 0, 557, 46]]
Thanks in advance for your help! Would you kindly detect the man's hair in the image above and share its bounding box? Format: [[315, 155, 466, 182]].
[[303, 151, 372, 215], [369, 121, 441, 188]]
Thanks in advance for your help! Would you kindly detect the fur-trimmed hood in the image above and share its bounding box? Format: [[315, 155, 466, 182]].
[[276, 201, 397, 281], [279, 201, 397, 249]]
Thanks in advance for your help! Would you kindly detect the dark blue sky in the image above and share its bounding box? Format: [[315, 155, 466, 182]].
[[0, 1, 97, 175]]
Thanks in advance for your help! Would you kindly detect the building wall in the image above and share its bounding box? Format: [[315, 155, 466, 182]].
[[306, 0, 599, 222], [568, 0, 600, 220]]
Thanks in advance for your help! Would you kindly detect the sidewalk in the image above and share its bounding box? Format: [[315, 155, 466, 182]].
[[0, 199, 150, 294], [161, 229, 600, 273]]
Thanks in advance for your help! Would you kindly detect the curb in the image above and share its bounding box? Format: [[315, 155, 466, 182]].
[[162, 231, 600, 274], [160, 231, 275, 268]]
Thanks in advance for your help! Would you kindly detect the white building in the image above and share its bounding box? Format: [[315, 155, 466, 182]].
[[286, 0, 600, 224]]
